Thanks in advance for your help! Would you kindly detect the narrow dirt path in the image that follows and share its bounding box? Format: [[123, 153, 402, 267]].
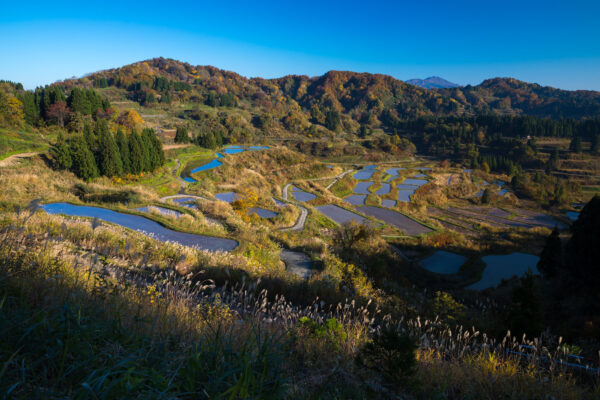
[[279, 183, 308, 232], [325, 169, 354, 190], [0, 152, 40, 167], [279, 169, 352, 232]]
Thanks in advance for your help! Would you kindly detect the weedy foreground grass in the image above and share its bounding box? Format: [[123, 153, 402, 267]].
[[1, 216, 598, 399]]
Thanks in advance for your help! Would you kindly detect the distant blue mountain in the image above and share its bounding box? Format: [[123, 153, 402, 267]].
[[405, 76, 459, 89]]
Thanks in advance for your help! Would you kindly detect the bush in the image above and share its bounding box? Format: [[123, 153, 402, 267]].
[[297, 317, 347, 351], [356, 327, 417, 385]]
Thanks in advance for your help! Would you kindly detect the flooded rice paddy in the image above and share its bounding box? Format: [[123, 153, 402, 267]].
[[41, 203, 238, 252], [467, 253, 539, 290]]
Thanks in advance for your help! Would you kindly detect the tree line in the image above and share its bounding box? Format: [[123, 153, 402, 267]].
[[52, 120, 165, 180], [174, 126, 226, 149], [18, 86, 111, 127]]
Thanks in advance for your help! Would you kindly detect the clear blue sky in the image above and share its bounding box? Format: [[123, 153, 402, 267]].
[[1, 0, 599, 90]]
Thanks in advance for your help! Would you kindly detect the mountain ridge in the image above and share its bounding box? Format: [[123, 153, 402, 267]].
[[54, 57, 600, 120], [405, 76, 459, 89]]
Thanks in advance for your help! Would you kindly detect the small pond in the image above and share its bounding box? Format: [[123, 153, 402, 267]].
[[421, 250, 467, 274], [467, 252, 539, 290], [344, 194, 367, 205], [566, 211, 579, 221], [41, 203, 238, 252]]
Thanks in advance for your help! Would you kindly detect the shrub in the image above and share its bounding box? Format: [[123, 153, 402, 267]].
[[356, 327, 417, 386]]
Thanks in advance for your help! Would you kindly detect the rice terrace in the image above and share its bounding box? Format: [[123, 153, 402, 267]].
[[2, 3, 600, 398]]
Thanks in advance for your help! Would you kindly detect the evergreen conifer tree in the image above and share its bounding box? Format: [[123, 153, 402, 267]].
[[70, 135, 98, 180], [98, 130, 123, 176], [140, 129, 154, 171], [174, 126, 189, 143], [591, 134, 600, 154], [129, 131, 144, 174], [83, 123, 96, 149], [51, 132, 72, 170], [537, 227, 562, 278], [67, 88, 92, 115], [116, 129, 131, 174]]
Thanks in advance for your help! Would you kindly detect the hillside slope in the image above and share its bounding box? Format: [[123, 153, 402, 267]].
[[59, 58, 600, 124]]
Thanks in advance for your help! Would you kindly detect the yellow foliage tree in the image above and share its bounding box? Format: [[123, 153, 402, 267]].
[[0, 93, 24, 126], [116, 109, 144, 132]]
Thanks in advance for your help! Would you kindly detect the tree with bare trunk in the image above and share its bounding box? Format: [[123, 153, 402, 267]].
[[46, 101, 70, 128]]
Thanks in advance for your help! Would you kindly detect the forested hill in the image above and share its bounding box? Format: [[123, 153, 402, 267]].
[[57, 57, 600, 123], [438, 78, 600, 119]]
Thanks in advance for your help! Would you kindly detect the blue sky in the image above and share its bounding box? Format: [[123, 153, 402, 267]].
[[1, 0, 599, 90]]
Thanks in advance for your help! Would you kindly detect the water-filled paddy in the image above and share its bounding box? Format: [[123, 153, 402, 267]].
[[290, 186, 317, 202], [187, 159, 222, 176], [402, 178, 428, 186], [41, 203, 238, 252], [316, 204, 370, 225], [183, 146, 269, 182], [421, 250, 467, 274], [357, 206, 431, 235], [381, 199, 396, 208], [273, 198, 287, 207], [280, 249, 312, 279], [215, 192, 239, 203], [566, 211, 579, 221], [136, 206, 183, 218], [248, 207, 278, 218], [354, 182, 374, 194], [397, 189, 415, 202], [376, 183, 391, 195], [344, 194, 367, 205], [354, 170, 375, 180], [171, 197, 199, 209], [386, 168, 405, 175], [467, 252, 539, 290]]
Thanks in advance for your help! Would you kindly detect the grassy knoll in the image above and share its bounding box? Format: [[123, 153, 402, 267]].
[[0, 127, 51, 160]]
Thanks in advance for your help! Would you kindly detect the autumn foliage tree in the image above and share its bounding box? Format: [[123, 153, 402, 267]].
[[116, 109, 144, 132], [46, 101, 70, 128]]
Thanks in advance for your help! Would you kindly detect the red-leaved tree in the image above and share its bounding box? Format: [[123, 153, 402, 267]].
[[46, 101, 70, 128]]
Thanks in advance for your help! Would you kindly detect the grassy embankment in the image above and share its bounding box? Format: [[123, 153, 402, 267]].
[[0, 217, 596, 399]]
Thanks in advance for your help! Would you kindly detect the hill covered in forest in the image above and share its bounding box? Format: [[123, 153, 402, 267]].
[[56, 58, 600, 124]]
